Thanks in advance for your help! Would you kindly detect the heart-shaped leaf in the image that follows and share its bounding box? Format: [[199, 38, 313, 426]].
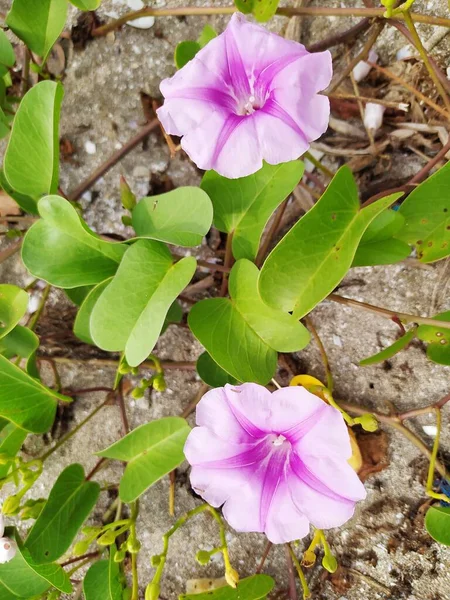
[[97, 417, 190, 503], [259, 166, 402, 318], [359, 326, 417, 366], [197, 352, 239, 387], [22, 196, 126, 288], [6, 0, 67, 60], [201, 161, 303, 260], [90, 239, 196, 367], [397, 160, 450, 263], [0, 29, 16, 71], [0, 325, 40, 376], [74, 278, 112, 345], [4, 81, 63, 200], [25, 464, 100, 563], [0, 284, 28, 339], [175, 41, 201, 69], [70, 0, 102, 9], [132, 187, 213, 247], [425, 505, 450, 546], [417, 311, 450, 365], [189, 259, 310, 384], [0, 423, 27, 479]]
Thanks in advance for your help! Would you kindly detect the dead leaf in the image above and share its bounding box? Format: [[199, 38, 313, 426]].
[[0, 190, 20, 217], [356, 429, 390, 482]]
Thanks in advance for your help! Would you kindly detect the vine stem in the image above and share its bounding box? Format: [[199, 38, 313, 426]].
[[91, 7, 450, 37], [42, 355, 196, 370], [130, 501, 140, 600], [303, 316, 333, 392], [328, 293, 450, 330], [28, 284, 51, 331], [287, 544, 310, 600]]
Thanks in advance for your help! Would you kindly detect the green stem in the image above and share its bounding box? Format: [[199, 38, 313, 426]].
[[287, 544, 311, 599], [28, 284, 51, 331], [426, 408, 448, 500], [402, 11, 450, 115], [303, 152, 334, 179], [130, 501, 140, 600]]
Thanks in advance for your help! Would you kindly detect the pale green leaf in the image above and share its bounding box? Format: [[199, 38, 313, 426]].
[[132, 187, 213, 247], [97, 417, 190, 503], [259, 166, 403, 318], [198, 24, 217, 47], [90, 239, 196, 367], [0, 284, 28, 339], [201, 161, 303, 260], [22, 196, 126, 288], [353, 209, 411, 266], [0, 30, 16, 69], [197, 352, 238, 387], [174, 41, 201, 69], [4, 81, 63, 198], [417, 310, 450, 366], [0, 170, 39, 215], [83, 545, 123, 600], [180, 575, 275, 599], [189, 259, 309, 383], [25, 464, 100, 563], [0, 423, 27, 479], [6, 0, 67, 60], [70, 0, 102, 9], [397, 160, 450, 262], [0, 325, 40, 377], [74, 278, 112, 345], [0, 355, 68, 433], [425, 505, 450, 546]]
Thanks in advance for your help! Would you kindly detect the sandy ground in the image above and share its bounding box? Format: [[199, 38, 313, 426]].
[[1, 1, 450, 598]]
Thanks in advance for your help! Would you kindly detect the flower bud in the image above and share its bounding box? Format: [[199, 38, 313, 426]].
[[97, 530, 117, 546], [322, 552, 338, 573], [73, 540, 91, 556], [153, 373, 166, 392], [145, 582, 160, 600], [122, 215, 133, 227], [114, 548, 126, 563], [225, 567, 239, 588], [2, 496, 20, 515], [126, 537, 141, 554], [151, 554, 161, 567], [195, 550, 211, 565], [120, 176, 137, 211], [131, 387, 145, 399], [0, 537, 17, 564], [302, 549, 316, 568], [355, 413, 378, 432]]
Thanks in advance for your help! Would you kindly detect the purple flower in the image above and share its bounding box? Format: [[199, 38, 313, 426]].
[[157, 14, 332, 179], [184, 383, 366, 544]]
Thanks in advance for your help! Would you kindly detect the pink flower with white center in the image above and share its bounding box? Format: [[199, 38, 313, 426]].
[[0, 511, 16, 564], [157, 14, 332, 179], [184, 384, 366, 544]]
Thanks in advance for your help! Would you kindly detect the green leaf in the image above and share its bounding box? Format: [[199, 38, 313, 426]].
[[189, 259, 309, 384], [0, 284, 28, 339], [22, 196, 126, 288], [198, 24, 217, 47], [0, 170, 39, 215], [25, 464, 100, 563], [97, 417, 190, 503], [352, 209, 411, 266], [90, 239, 196, 367], [83, 545, 123, 600], [180, 575, 275, 599], [0, 30, 16, 69], [0, 325, 40, 376], [4, 81, 63, 198], [65, 285, 94, 306], [397, 160, 450, 262], [201, 161, 303, 260], [6, 0, 67, 60], [74, 278, 112, 345], [259, 167, 403, 318], [0, 528, 72, 596], [234, 0, 279, 21], [0, 355, 68, 433], [417, 311, 450, 366], [70, 0, 102, 9], [161, 300, 183, 335], [359, 327, 417, 366], [174, 41, 201, 69], [234, 0, 253, 15], [0, 423, 27, 479], [132, 187, 213, 247], [425, 505, 450, 546], [197, 351, 239, 387]]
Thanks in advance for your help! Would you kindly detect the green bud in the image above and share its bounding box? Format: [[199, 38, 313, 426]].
[[302, 549, 316, 568], [19, 498, 45, 520], [2, 495, 20, 515], [82, 526, 102, 536], [151, 554, 161, 567], [97, 530, 117, 546], [355, 413, 378, 432], [120, 176, 137, 211], [152, 373, 166, 393], [322, 552, 338, 573], [225, 567, 239, 588], [131, 366, 139, 375], [131, 387, 145, 399], [195, 550, 211, 565], [145, 582, 160, 600], [126, 537, 141, 554], [121, 215, 133, 227], [114, 548, 126, 563]]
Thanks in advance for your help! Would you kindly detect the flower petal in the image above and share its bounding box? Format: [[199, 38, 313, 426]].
[[294, 403, 353, 459], [265, 476, 310, 544], [272, 89, 330, 143], [270, 51, 333, 95], [266, 386, 326, 437], [195, 387, 252, 443], [190, 464, 253, 507], [223, 383, 273, 435], [184, 427, 257, 466]]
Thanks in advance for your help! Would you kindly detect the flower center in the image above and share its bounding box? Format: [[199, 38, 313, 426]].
[[272, 434, 287, 447], [3, 543, 10, 550]]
